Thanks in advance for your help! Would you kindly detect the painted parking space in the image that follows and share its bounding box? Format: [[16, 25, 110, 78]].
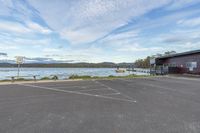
[[0, 77, 200, 133]]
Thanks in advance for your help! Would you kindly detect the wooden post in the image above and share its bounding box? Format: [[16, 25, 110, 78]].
[[11, 77, 15, 83], [33, 75, 36, 82]]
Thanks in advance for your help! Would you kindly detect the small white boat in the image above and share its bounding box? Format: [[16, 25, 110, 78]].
[[115, 68, 126, 73]]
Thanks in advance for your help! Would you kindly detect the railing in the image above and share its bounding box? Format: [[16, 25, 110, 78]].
[[133, 68, 151, 73], [6, 75, 40, 82]]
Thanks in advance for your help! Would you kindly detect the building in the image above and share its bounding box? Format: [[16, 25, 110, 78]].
[[150, 50, 200, 75]]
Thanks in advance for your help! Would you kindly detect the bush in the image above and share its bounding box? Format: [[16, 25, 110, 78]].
[[16, 78, 25, 81], [69, 75, 91, 79], [68, 74, 78, 79], [52, 75, 58, 80], [40, 77, 50, 80]]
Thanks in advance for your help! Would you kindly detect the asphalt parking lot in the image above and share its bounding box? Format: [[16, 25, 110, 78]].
[[0, 77, 200, 133]]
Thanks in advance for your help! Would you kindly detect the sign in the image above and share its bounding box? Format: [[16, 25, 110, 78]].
[[15, 56, 25, 77], [150, 58, 156, 65], [186, 62, 197, 71], [15, 56, 24, 64]]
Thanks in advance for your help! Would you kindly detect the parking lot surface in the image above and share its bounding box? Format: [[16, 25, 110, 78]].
[[0, 77, 200, 133]]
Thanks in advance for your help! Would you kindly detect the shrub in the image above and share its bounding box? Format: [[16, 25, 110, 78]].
[[68, 74, 78, 79], [69, 75, 91, 79], [108, 75, 115, 77], [16, 78, 25, 81], [52, 75, 58, 80], [40, 77, 50, 80]]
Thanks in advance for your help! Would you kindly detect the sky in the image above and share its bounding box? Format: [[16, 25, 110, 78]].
[[0, 0, 200, 63]]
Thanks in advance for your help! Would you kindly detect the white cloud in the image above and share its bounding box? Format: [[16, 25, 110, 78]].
[[177, 17, 200, 27], [43, 48, 61, 52], [0, 34, 51, 46], [42, 46, 106, 63], [0, 21, 30, 33], [1, 0, 200, 63], [0, 45, 18, 50], [29, 0, 170, 45], [151, 27, 200, 54], [26, 21, 52, 34], [166, 0, 200, 10], [178, 42, 200, 49], [14, 38, 51, 45], [105, 31, 139, 42], [160, 28, 200, 43], [117, 43, 163, 52], [0, 0, 13, 16], [0, 34, 52, 57], [60, 28, 101, 45], [0, 20, 52, 35]]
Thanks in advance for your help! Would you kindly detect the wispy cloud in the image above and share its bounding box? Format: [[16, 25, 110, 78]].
[[24, 57, 75, 63], [0, 20, 30, 33], [0, 20, 52, 34], [43, 48, 61, 53], [177, 17, 200, 27], [0, 45, 18, 50], [116, 43, 163, 52], [26, 21, 52, 34], [0, 0, 200, 62], [166, 0, 200, 10], [29, 0, 170, 45]]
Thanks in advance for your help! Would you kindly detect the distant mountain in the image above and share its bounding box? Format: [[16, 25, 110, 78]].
[[0, 62, 134, 68], [117, 62, 135, 68], [0, 63, 15, 67]]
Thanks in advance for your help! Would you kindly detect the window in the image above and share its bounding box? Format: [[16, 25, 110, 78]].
[[186, 62, 197, 71]]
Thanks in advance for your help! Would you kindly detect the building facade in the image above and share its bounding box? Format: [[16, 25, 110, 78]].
[[152, 50, 200, 75]]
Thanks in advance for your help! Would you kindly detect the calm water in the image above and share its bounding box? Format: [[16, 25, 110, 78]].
[[0, 67, 149, 80]]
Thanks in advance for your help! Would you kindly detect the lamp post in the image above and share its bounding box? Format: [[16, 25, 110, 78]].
[[15, 56, 24, 78]]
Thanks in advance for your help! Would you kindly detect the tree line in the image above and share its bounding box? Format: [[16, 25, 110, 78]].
[[134, 56, 151, 68], [0, 62, 134, 68], [134, 51, 176, 68]]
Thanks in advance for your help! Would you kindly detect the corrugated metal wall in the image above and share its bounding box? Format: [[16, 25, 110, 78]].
[[162, 53, 200, 74]]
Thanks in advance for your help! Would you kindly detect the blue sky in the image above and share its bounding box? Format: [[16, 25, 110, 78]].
[[0, 0, 200, 63]]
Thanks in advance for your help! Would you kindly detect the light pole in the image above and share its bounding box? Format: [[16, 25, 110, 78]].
[[15, 56, 24, 78]]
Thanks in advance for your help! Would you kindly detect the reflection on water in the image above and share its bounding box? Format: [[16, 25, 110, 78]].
[[0, 67, 149, 80]]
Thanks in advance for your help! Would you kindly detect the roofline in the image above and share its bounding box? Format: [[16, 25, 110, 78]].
[[157, 49, 200, 59]]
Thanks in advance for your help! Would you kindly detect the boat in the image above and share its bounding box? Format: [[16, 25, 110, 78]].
[[115, 69, 126, 73]]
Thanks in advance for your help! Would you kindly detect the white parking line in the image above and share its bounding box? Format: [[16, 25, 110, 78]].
[[94, 80, 136, 101], [102, 93, 120, 96], [41, 84, 102, 89], [77, 88, 108, 92], [17, 83, 137, 103]]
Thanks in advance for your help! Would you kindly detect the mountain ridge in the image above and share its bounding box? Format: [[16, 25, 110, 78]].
[[0, 62, 134, 68]]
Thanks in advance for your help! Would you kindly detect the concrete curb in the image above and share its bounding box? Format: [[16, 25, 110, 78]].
[[0, 76, 162, 85], [0, 79, 83, 85]]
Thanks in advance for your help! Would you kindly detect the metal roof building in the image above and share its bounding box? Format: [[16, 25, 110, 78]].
[[151, 50, 200, 75]]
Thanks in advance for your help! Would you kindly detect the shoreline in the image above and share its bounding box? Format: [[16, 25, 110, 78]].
[[1, 74, 200, 85], [0, 74, 152, 85]]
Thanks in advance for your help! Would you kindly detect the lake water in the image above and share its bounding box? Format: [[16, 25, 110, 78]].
[[0, 67, 149, 80]]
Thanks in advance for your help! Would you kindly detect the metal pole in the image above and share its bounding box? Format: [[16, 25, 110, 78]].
[[17, 63, 20, 78]]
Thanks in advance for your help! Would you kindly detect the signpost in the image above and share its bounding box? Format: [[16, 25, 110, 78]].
[[15, 56, 24, 78], [150, 58, 156, 75]]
